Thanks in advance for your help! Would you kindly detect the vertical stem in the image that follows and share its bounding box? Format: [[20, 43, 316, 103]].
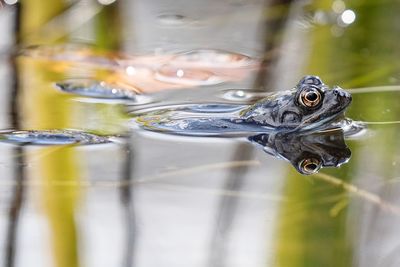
[[6, 3, 25, 267]]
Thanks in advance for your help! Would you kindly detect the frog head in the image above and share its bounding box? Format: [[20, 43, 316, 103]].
[[240, 76, 352, 132]]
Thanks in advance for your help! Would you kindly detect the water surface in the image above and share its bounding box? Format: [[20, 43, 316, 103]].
[[0, 1, 400, 267]]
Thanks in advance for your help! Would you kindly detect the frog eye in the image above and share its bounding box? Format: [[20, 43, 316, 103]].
[[300, 76, 323, 86], [299, 87, 322, 108], [298, 158, 321, 175]]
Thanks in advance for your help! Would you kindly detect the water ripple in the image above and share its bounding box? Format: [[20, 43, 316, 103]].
[[55, 79, 138, 101], [170, 49, 256, 68], [0, 130, 111, 146], [154, 65, 224, 86]]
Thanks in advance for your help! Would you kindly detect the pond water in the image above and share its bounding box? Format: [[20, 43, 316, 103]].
[[0, 1, 400, 267]]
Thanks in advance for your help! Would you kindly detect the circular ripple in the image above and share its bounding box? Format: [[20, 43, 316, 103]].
[[170, 49, 256, 68], [0, 130, 111, 145], [221, 89, 267, 102], [157, 14, 188, 26], [154, 65, 224, 86], [19, 44, 118, 67], [55, 79, 138, 100]]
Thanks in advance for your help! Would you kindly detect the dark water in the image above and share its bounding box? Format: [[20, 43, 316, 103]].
[[0, 1, 400, 267]]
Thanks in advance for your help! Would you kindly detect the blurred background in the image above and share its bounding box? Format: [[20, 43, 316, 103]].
[[0, 0, 400, 267]]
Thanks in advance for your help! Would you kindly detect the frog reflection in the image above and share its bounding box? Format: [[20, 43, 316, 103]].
[[134, 75, 352, 134], [249, 129, 351, 175]]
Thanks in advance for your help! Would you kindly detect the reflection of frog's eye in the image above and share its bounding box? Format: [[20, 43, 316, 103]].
[[298, 158, 321, 175], [299, 88, 322, 108]]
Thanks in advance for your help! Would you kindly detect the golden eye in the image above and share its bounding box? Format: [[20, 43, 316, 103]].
[[299, 88, 322, 108], [298, 158, 321, 175]]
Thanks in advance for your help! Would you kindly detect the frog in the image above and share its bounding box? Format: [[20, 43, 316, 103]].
[[133, 75, 352, 135]]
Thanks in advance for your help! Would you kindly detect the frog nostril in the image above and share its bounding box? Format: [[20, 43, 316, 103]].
[[341, 90, 351, 99], [333, 89, 351, 99], [347, 92, 352, 101]]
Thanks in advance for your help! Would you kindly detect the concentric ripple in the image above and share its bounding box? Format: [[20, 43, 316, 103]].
[[19, 44, 118, 68], [154, 65, 224, 86], [170, 49, 256, 68], [221, 89, 269, 101], [55, 79, 138, 100], [0, 130, 111, 145], [157, 14, 190, 26]]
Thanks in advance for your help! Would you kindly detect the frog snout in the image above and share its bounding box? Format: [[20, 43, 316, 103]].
[[333, 88, 352, 102]]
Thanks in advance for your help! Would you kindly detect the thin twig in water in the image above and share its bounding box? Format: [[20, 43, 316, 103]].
[[314, 172, 400, 216], [0, 160, 261, 188], [147, 183, 285, 202], [347, 85, 400, 94], [362, 121, 400, 125], [132, 160, 261, 184]]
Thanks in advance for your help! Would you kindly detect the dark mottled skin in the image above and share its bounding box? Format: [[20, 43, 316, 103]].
[[135, 76, 352, 135], [236, 76, 352, 131]]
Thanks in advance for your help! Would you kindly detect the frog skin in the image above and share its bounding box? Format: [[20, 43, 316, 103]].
[[248, 129, 351, 175], [134, 75, 352, 135]]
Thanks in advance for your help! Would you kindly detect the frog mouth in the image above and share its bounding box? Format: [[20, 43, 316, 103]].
[[295, 114, 346, 132]]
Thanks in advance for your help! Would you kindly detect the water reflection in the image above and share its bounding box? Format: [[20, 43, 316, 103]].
[[249, 129, 351, 175], [20, 45, 259, 93]]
